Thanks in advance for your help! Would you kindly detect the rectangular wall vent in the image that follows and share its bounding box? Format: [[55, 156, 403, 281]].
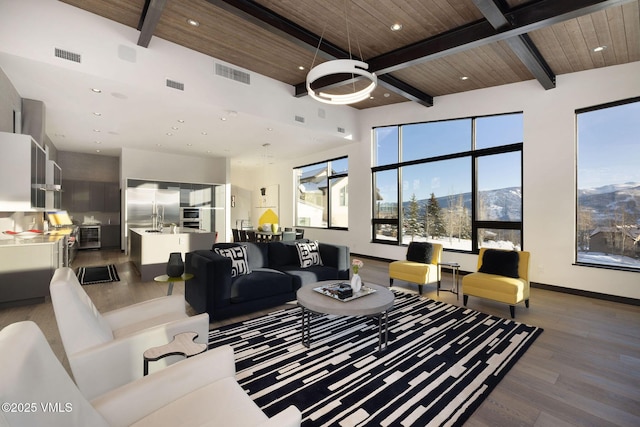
[[294, 115, 305, 123], [54, 48, 81, 63], [215, 63, 250, 85], [166, 79, 185, 91], [337, 127, 345, 133]]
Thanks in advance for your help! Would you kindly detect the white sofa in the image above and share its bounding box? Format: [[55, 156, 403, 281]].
[[50, 267, 210, 400], [0, 321, 301, 427]]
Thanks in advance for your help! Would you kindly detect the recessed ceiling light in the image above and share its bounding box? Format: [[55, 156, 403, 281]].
[[390, 23, 403, 31], [91, 88, 101, 93], [187, 18, 200, 27], [156, 143, 162, 147], [93, 129, 100, 132], [369, 96, 374, 100], [201, 131, 208, 135], [593, 45, 607, 52], [95, 149, 101, 153], [460, 76, 469, 80], [383, 93, 390, 98], [171, 126, 179, 130], [93, 112, 101, 116], [94, 141, 101, 144], [267, 127, 273, 131], [177, 119, 185, 123], [166, 132, 173, 136], [187, 143, 193, 147], [298, 66, 305, 70]]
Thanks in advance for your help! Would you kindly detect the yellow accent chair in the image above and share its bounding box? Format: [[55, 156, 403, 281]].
[[462, 248, 530, 318], [389, 242, 443, 295]]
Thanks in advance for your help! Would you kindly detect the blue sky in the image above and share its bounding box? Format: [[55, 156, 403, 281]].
[[577, 101, 640, 189]]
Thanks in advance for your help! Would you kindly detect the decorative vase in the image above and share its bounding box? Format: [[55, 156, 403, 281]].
[[271, 223, 279, 233], [350, 273, 362, 293], [166, 252, 184, 277]]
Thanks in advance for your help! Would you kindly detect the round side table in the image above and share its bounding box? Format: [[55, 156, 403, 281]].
[[153, 273, 194, 296]]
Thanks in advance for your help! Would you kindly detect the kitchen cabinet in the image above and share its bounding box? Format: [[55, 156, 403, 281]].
[[62, 180, 116, 213], [179, 183, 213, 207], [46, 160, 62, 210], [0, 132, 46, 211], [0, 237, 63, 307], [104, 182, 120, 212], [101, 224, 120, 248], [31, 139, 46, 209]]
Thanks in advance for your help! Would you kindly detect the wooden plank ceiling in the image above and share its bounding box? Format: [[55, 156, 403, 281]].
[[60, 0, 640, 109]]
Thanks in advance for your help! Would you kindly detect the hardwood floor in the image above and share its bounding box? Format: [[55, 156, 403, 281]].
[[1, 248, 638, 426]]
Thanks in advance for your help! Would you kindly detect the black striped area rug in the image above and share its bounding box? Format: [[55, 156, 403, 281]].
[[208, 291, 543, 427], [76, 264, 120, 285]]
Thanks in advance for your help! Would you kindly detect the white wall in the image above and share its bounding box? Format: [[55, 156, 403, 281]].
[[262, 61, 640, 300], [121, 147, 228, 184]]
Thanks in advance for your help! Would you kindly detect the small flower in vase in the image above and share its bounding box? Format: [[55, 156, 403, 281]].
[[352, 259, 364, 275]]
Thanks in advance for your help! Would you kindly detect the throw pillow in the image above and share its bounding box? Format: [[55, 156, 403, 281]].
[[406, 242, 434, 264], [296, 241, 323, 268], [214, 245, 251, 277], [478, 249, 520, 278]]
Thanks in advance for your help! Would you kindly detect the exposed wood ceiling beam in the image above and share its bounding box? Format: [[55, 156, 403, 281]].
[[472, 0, 555, 89], [367, 0, 633, 75], [297, 0, 629, 98], [137, 0, 168, 48], [207, 0, 434, 107]]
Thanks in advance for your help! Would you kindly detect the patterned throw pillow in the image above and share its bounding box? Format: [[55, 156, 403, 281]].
[[214, 246, 251, 277], [296, 241, 323, 268]]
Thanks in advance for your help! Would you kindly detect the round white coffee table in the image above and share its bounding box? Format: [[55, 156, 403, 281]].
[[297, 281, 394, 352]]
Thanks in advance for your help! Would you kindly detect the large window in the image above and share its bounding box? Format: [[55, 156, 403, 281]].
[[372, 113, 523, 252], [576, 97, 640, 270], [295, 157, 348, 229]]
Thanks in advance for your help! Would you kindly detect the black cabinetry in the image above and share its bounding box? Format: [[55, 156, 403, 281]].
[[100, 224, 120, 248], [62, 180, 119, 213]]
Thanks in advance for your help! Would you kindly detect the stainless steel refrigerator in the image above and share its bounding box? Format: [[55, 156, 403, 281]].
[[125, 187, 180, 245]]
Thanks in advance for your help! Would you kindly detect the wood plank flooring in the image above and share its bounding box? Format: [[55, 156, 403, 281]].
[[1, 248, 638, 426]]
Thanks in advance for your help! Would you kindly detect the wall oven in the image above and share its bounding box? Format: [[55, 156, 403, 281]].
[[180, 207, 201, 230]]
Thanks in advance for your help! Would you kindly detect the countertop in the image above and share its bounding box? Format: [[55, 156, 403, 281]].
[[0, 229, 72, 247], [129, 227, 215, 235]]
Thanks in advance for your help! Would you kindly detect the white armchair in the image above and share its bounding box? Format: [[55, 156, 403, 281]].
[[0, 321, 302, 427], [50, 267, 210, 400]]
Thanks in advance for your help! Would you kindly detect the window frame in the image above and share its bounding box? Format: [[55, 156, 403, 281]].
[[575, 96, 640, 272], [371, 113, 523, 253], [295, 156, 349, 230]]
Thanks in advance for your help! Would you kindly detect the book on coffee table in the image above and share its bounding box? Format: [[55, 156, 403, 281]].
[[314, 282, 377, 302]]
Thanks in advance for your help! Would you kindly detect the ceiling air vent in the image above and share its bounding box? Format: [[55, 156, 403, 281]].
[[166, 79, 185, 91], [337, 127, 346, 134], [215, 63, 250, 85], [54, 48, 81, 63], [294, 115, 305, 124]]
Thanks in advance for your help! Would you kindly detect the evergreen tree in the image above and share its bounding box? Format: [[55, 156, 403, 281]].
[[426, 193, 446, 238], [404, 193, 423, 241]]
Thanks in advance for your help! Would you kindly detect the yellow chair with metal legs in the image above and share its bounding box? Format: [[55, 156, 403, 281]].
[[462, 248, 530, 318], [389, 242, 443, 295]]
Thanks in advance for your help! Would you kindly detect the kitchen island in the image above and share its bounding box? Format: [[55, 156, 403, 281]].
[[129, 228, 216, 281], [0, 230, 69, 307]]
